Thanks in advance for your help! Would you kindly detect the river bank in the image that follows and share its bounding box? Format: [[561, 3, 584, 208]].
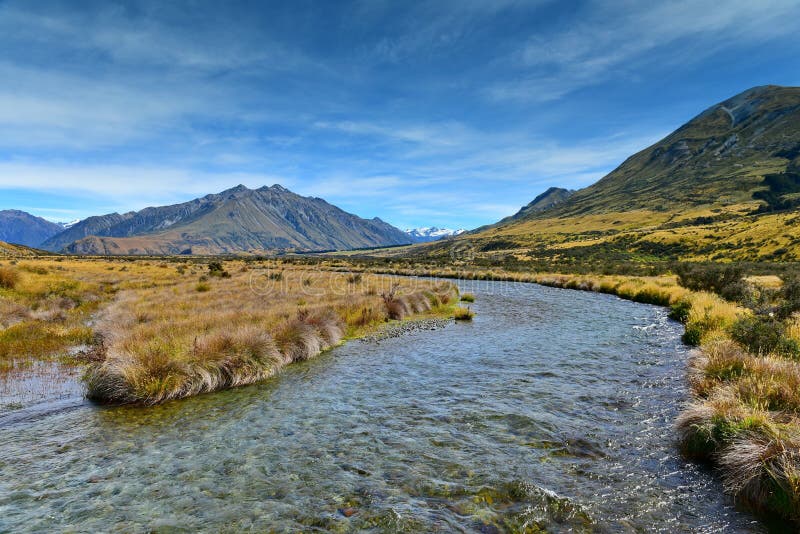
[[330, 262, 799, 525]]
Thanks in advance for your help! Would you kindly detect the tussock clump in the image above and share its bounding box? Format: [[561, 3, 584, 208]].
[[454, 307, 475, 321], [688, 340, 748, 396], [0, 266, 19, 289], [732, 358, 800, 412], [460, 293, 475, 303], [719, 433, 800, 521], [676, 391, 772, 461], [0, 300, 30, 329], [196, 282, 211, 292]]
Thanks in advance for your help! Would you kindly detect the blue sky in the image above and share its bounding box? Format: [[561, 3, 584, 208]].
[[1, 0, 799, 230]]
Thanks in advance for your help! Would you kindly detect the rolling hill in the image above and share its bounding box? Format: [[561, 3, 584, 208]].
[[0, 210, 64, 247], [0, 240, 48, 258], [409, 85, 800, 266], [43, 184, 412, 255]]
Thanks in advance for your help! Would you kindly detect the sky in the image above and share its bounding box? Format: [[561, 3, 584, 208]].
[[1, 0, 799, 231]]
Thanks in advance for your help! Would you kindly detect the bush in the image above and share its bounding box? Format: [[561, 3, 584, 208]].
[[454, 307, 474, 321], [460, 293, 475, 303], [682, 324, 703, 346], [675, 263, 748, 302], [196, 282, 211, 292], [208, 261, 230, 278], [0, 266, 19, 289], [731, 316, 800, 357], [778, 275, 800, 319], [669, 300, 692, 323]]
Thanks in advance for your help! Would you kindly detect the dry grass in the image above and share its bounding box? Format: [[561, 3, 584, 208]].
[[1, 258, 459, 406], [453, 306, 475, 321], [719, 432, 800, 520], [82, 264, 457, 405], [0, 266, 19, 289]]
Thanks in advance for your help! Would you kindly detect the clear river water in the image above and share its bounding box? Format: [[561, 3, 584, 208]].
[[0, 280, 766, 532]]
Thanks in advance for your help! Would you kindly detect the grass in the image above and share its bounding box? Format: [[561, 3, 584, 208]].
[[0, 258, 460, 406], [79, 262, 458, 405], [460, 293, 475, 303], [0, 266, 19, 289], [453, 307, 475, 321]]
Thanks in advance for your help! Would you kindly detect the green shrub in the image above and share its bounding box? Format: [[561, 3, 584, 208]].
[[208, 261, 230, 278], [731, 316, 800, 357], [778, 275, 800, 319], [682, 324, 703, 346], [669, 300, 692, 323], [196, 282, 211, 293], [460, 293, 475, 303], [675, 263, 748, 302]]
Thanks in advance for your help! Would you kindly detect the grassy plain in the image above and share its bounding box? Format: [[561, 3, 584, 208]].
[[0, 257, 458, 407]]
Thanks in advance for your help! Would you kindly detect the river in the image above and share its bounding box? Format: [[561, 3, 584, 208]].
[[0, 280, 764, 532]]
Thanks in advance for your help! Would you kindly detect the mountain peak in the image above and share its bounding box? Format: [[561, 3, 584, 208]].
[[43, 183, 412, 254], [224, 184, 250, 194], [405, 227, 466, 243], [506, 187, 575, 221]]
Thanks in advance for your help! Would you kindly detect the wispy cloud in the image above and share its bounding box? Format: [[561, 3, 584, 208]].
[[488, 0, 800, 102]]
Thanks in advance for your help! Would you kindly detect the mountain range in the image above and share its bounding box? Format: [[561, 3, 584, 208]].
[[32, 185, 412, 255], [3, 85, 799, 261], [405, 227, 466, 243]]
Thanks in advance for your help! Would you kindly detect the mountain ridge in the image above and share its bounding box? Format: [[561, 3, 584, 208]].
[[0, 210, 64, 247], [403, 85, 800, 264], [44, 184, 412, 255]]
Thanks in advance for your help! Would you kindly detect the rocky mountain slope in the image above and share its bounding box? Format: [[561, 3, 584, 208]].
[[501, 187, 574, 223], [0, 210, 64, 247], [44, 185, 411, 255]]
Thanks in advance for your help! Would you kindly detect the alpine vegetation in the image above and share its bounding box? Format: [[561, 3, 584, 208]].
[[84, 263, 457, 405]]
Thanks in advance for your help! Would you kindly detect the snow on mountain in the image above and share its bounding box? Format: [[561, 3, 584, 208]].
[[404, 227, 466, 243], [60, 219, 82, 229]]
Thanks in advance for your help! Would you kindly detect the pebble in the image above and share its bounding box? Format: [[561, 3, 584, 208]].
[[339, 507, 358, 518], [359, 318, 452, 343]]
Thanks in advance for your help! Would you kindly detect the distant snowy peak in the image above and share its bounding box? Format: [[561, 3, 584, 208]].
[[405, 227, 466, 243], [60, 219, 82, 229]]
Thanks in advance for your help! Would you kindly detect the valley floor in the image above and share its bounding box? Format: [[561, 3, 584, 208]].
[[1, 254, 798, 526]]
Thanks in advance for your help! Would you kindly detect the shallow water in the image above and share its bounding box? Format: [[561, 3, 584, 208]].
[[0, 280, 765, 532]]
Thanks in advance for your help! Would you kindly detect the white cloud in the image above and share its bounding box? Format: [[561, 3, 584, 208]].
[[489, 0, 800, 102], [0, 161, 290, 210]]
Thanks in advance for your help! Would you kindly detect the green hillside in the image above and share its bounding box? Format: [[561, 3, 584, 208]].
[[409, 85, 800, 268]]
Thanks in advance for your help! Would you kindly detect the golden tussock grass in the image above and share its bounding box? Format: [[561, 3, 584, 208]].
[[0, 266, 20, 289], [82, 264, 457, 405]]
